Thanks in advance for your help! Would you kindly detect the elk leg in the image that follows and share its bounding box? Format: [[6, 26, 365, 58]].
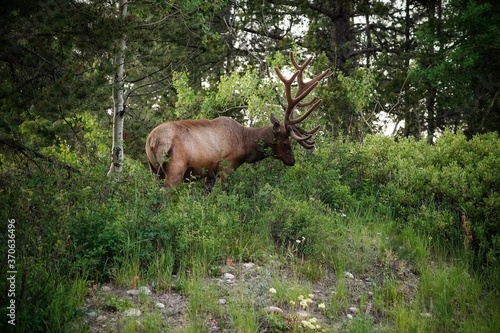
[[204, 174, 217, 194], [149, 162, 166, 180], [162, 162, 185, 188], [157, 166, 166, 180], [218, 163, 234, 191]]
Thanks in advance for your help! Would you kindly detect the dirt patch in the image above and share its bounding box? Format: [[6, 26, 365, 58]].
[[81, 258, 419, 332]]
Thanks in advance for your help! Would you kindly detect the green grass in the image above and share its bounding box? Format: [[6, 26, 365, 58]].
[[83, 189, 500, 332], [1, 132, 499, 332]]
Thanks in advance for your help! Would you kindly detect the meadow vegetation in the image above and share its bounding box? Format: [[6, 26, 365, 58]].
[[1, 131, 499, 332]]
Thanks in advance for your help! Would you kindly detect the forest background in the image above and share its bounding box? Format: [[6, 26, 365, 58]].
[[1, 0, 499, 332]]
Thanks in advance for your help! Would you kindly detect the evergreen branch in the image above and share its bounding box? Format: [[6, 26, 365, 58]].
[[0, 138, 79, 174], [125, 61, 172, 84]]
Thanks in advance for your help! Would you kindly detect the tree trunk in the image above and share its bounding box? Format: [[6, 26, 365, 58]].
[[330, 1, 353, 73], [365, 0, 372, 68], [424, 0, 441, 144], [426, 87, 437, 144], [402, 0, 421, 139], [107, 0, 127, 176]]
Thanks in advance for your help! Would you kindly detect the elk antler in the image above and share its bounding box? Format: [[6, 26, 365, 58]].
[[274, 52, 329, 149]]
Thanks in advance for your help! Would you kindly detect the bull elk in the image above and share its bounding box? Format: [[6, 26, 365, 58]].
[[146, 52, 329, 191]]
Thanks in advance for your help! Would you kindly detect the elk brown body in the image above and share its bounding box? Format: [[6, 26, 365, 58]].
[[146, 52, 329, 191]]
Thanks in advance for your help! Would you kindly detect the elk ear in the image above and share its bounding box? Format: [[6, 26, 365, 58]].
[[270, 113, 280, 125], [270, 113, 281, 132]]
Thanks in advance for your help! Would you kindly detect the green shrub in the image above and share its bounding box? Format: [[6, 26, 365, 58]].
[[330, 131, 500, 269]]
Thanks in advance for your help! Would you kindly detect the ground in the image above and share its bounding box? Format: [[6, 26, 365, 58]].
[[81, 255, 419, 332]]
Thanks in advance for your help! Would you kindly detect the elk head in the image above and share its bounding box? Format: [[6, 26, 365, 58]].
[[271, 52, 329, 163]]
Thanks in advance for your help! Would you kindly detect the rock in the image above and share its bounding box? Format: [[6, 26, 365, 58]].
[[243, 262, 255, 269], [265, 306, 284, 314], [224, 273, 235, 280], [349, 306, 360, 314], [344, 272, 354, 279], [126, 286, 152, 296], [156, 302, 165, 308], [347, 314, 353, 320], [124, 308, 141, 317], [86, 311, 97, 318], [420, 312, 432, 318], [367, 291, 374, 297], [365, 302, 373, 315], [296, 310, 309, 318], [97, 315, 107, 322], [218, 298, 227, 305], [138, 286, 152, 295], [101, 286, 112, 292]]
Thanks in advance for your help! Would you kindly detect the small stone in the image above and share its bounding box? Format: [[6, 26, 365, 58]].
[[86, 311, 97, 318], [124, 308, 141, 317], [367, 291, 374, 297], [347, 314, 353, 320], [156, 302, 165, 308], [218, 298, 227, 305], [265, 306, 284, 314], [420, 312, 432, 318], [349, 306, 360, 314], [224, 273, 235, 280], [296, 310, 309, 318], [138, 286, 152, 295], [344, 272, 354, 279], [101, 286, 112, 292], [126, 289, 139, 296], [97, 315, 107, 322], [365, 302, 373, 315], [243, 262, 255, 269]]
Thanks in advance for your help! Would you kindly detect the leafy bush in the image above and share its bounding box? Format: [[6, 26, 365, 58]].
[[334, 131, 500, 269]]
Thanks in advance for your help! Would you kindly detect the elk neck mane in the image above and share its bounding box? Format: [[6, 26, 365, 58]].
[[240, 124, 275, 163]]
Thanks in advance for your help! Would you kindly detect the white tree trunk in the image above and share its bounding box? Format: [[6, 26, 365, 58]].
[[107, 0, 127, 176]]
